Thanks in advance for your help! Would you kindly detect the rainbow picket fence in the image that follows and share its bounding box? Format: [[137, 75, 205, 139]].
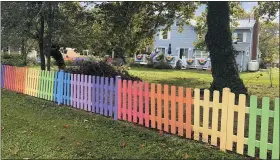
[[1, 65, 279, 159]]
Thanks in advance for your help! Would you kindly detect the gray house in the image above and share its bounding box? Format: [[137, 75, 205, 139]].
[[232, 19, 261, 71], [149, 19, 260, 71]]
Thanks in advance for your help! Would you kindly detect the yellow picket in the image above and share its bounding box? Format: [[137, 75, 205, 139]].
[[211, 91, 220, 146], [226, 92, 235, 150], [194, 88, 200, 141], [220, 88, 230, 151], [236, 94, 246, 154], [202, 89, 210, 142]]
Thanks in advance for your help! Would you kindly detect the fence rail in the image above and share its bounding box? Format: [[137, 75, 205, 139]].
[[0, 65, 279, 160]]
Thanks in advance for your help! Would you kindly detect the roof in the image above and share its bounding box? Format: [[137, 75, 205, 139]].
[[233, 43, 250, 51], [235, 19, 256, 29]]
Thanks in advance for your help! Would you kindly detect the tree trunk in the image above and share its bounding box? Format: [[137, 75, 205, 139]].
[[205, 2, 248, 95], [45, 2, 53, 71], [21, 37, 28, 65], [39, 2, 45, 70]]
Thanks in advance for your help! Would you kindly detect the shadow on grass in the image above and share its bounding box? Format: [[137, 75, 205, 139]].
[[130, 67, 212, 75]]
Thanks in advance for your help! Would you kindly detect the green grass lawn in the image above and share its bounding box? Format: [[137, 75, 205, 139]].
[[1, 89, 246, 159], [128, 67, 279, 98]]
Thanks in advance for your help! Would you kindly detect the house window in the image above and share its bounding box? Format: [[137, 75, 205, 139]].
[[246, 51, 249, 56], [237, 33, 243, 42], [157, 47, 166, 54], [176, 21, 180, 26], [179, 48, 188, 59]]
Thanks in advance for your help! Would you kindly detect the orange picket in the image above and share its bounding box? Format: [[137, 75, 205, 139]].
[[171, 86, 176, 134], [150, 83, 156, 128], [163, 85, 169, 132], [178, 87, 184, 136], [185, 88, 192, 138], [157, 84, 162, 130]]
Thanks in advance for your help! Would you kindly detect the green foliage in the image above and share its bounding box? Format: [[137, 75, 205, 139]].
[[1, 53, 25, 67], [193, 2, 247, 50], [63, 61, 141, 81], [259, 22, 279, 64], [91, 2, 198, 61], [27, 57, 37, 66]]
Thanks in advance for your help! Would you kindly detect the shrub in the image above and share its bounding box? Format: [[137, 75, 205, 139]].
[[1, 53, 25, 66], [63, 61, 141, 81], [27, 57, 37, 66], [65, 60, 74, 66], [154, 60, 172, 69]]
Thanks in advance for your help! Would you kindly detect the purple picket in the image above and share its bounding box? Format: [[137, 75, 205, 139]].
[[104, 77, 109, 116], [87, 75, 92, 112], [74, 74, 77, 108], [92, 76, 96, 113], [109, 78, 114, 116], [84, 75, 88, 111], [96, 76, 100, 114], [114, 76, 121, 120], [80, 74, 84, 110], [100, 77, 104, 115], [77, 74, 81, 109]]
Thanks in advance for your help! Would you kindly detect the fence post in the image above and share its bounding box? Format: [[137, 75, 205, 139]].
[[114, 76, 121, 120], [220, 87, 230, 151]]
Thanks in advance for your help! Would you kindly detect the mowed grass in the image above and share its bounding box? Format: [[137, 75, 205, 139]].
[[1, 90, 246, 159], [128, 67, 279, 98]]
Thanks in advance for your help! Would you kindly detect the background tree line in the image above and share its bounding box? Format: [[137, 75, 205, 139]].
[[1, 1, 279, 95]]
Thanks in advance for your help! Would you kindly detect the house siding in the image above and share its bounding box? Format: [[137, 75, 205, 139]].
[[153, 24, 197, 57], [232, 29, 252, 43]]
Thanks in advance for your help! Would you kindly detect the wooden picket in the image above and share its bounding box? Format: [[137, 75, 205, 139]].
[[25, 68, 39, 97], [1, 65, 5, 88], [118, 81, 194, 139], [2, 65, 279, 159]]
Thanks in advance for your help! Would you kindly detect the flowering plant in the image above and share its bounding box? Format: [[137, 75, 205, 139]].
[[136, 54, 143, 60], [187, 59, 194, 65], [165, 56, 174, 62], [198, 59, 207, 65]]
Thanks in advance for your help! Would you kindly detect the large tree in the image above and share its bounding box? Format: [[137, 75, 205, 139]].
[[205, 2, 248, 95]]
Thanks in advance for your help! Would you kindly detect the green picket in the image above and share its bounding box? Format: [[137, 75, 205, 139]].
[[248, 95, 257, 157], [41, 70, 44, 99], [46, 71, 51, 100], [259, 97, 269, 159], [272, 98, 279, 159], [43, 71, 48, 99], [44, 70, 48, 99]]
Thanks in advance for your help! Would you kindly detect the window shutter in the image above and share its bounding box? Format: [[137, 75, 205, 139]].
[[243, 32, 247, 42]]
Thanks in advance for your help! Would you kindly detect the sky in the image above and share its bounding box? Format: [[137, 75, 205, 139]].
[[195, 2, 258, 16], [195, 2, 279, 23]]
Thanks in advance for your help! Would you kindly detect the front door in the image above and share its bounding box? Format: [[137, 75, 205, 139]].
[[179, 48, 188, 59]]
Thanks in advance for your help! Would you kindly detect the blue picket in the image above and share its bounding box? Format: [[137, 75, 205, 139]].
[[109, 78, 114, 117]]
